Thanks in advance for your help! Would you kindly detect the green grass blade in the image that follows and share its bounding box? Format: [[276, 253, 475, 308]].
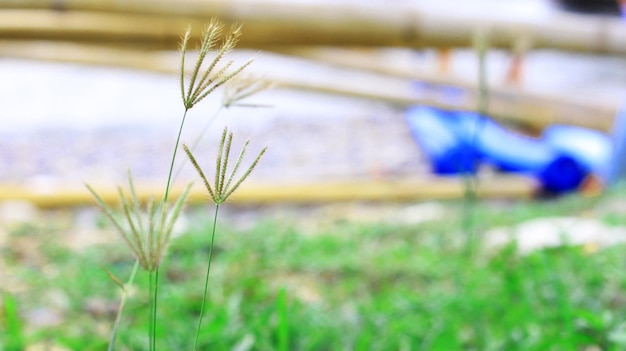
[[102, 267, 126, 291], [107, 260, 140, 351], [2, 292, 25, 351], [276, 288, 290, 351]]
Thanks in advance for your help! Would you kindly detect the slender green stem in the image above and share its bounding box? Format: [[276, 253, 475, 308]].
[[172, 106, 224, 183], [193, 204, 220, 351], [462, 117, 484, 256], [108, 260, 139, 351], [152, 267, 160, 351], [148, 108, 190, 351], [148, 272, 155, 351], [462, 31, 490, 257], [164, 109, 189, 203]]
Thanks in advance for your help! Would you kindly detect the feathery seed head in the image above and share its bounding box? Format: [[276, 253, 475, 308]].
[[180, 19, 252, 111], [222, 74, 275, 108], [183, 127, 266, 205], [86, 176, 191, 272]]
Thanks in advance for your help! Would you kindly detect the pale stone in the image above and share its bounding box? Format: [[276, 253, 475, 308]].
[[485, 217, 626, 254], [0, 226, 8, 248], [0, 200, 39, 225], [26, 343, 71, 351]]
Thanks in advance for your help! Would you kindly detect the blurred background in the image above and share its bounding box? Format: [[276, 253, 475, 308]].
[[0, 0, 625, 201], [3, 1, 626, 349]]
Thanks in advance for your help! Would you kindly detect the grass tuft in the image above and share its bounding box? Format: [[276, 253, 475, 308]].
[[85, 18, 266, 351]]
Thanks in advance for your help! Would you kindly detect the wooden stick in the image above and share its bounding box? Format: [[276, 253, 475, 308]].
[[0, 41, 616, 131], [0, 41, 179, 72], [0, 176, 536, 208], [0, 1, 625, 54], [272, 72, 617, 132], [280, 46, 617, 115]]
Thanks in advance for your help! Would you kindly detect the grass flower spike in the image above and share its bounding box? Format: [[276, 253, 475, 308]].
[[168, 19, 254, 201], [184, 127, 265, 350], [222, 74, 275, 108], [184, 127, 266, 204], [87, 20, 262, 351], [86, 176, 191, 272], [180, 20, 254, 110], [87, 176, 190, 351]]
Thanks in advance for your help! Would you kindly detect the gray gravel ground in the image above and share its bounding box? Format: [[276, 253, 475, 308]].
[[1, 44, 626, 188], [0, 86, 425, 186]]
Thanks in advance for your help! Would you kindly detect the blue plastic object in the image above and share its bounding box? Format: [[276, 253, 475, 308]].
[[455, 111, 588, 193], [404, 106, 478, 175], [542, 124, 611, 179], [404, 107, 589, 193]]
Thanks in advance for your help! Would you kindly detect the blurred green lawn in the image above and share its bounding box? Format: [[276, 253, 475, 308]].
[[3, 189, 626, 350]]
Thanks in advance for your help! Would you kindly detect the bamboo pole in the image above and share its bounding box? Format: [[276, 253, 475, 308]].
[[0, 40, 617, 131], [0, 1, 625, 54], [0, 41, 179, 72], [0, 176, 535, 208], [272, 72, 617, 132], [281, 46, 618, 114]]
